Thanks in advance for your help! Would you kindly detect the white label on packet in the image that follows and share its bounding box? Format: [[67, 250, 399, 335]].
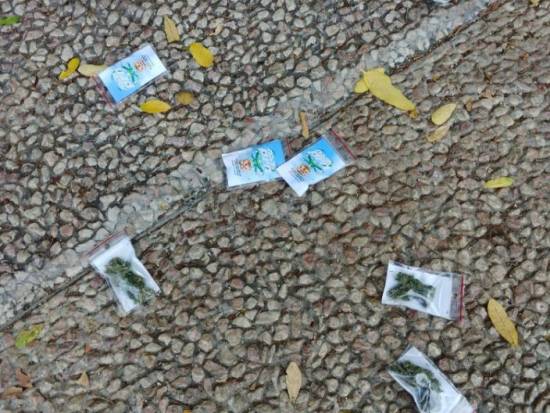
[[277, 136, 346, 196]]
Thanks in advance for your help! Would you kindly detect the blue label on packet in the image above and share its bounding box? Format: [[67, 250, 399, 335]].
[[97, 45, 168, 103], [223, 139, 286, 187], [277, 136, 346, 196]]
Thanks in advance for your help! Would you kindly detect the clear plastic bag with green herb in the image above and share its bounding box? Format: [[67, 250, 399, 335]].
[[389, 346, 473, 413], [88, 233, 160, 314], [381, 261, 465, 320]]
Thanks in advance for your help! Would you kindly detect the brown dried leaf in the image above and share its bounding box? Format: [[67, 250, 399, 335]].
[[16, 369, 32, 389], [77, 371, 90, 387], [487, 298, 519, 347], [84, 344, 92, 353], [286, 361, 302, 403], [465, 99, 473, 112], [1, 387, 23, 399], [299, 112, 309, 139]]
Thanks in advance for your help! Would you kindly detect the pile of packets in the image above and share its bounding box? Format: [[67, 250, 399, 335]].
[[88, 45, 473, 413]]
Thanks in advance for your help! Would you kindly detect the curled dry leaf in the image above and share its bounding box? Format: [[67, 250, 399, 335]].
[[16, 369, 32, 389], [431, 103, 457, 125], [59, 57, 80, 80], [77, 372, 90, 387], [426, 123, 451, 143], [139, 99, 171, 113], [176, 91, 194, 105], [487, 298, 519, 347], [484, 177, 513, 189], [286, 361, 302, 403], [78, 63, 107, 77], [362, 68, 416, 112], [299, 112, 309, 139], [189, 42, 214, 68], [210, 21, 223, 36], [164, 16, 180, 43], [15, 324, 43, 349]]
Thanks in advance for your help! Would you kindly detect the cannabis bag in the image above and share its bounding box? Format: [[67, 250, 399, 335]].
[[88, 233, 160, 314], [222, 139, 287, 188], [381, 261, 465, 320], [95, 44, 168, 104], [277, 131, 355, 196], [389, 346, 474, 413]]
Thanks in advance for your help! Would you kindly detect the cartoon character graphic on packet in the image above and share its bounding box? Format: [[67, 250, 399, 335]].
[[296, 149, 332, 177], [238, 147, 276, 175], [112, 64, 139, 90], [111, 56, 151, 91]]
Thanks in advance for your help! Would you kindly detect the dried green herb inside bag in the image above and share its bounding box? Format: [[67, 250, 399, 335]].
[[388, 272, 435, 307], [105, 258, 156, 305]]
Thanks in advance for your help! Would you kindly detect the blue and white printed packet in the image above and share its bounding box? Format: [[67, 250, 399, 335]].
[[277, 133, 354, 196], [97, 44, 168, 104], [222, 139, 286, 187]]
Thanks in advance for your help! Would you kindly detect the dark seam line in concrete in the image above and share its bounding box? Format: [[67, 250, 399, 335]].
[[0, 0, 508, 333]]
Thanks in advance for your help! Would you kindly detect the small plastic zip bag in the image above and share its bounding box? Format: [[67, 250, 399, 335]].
[[389, 346, 474, 413], [222, 138, 287, 188], [88, 232, 160, 314], [381, 261, 465, 320], [95, 44, 168, 104], [277, 130, 355, 196]]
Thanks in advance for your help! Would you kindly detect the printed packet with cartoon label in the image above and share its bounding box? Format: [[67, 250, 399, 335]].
[[96, 44, 168, 104], [222, 139, 287, 188], [277, 131, 355, 196]]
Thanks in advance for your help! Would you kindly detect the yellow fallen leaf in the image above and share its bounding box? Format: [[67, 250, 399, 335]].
[[164, 16, 180, 43], [484, 177, 513, 189], [299, 111, 309, 139], [426, 123, 451, 143], [77, 63, 107, 77], [15, 324, 43, 349], [59, 57, 80, 80], [431, 103, 457, 125], [363, 68, 416, 112], [487, 298, 519, 347], [353, 77, 368, 94], [139, 99, 171, 113], [183, 410, 192, 413], [286, 361, 302, 403], [175, 91, 194, 105], [189, 42, 214, 68], [77, 372, 89, 387], [530, 0, 540, 6]]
